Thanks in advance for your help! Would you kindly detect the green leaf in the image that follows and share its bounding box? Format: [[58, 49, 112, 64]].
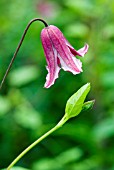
[[65, 23, 89, 38], [8, 65, 39, 87], [65, 83, 90, 119], [56, 147, 83, 164], [82, 100, 95, 112], [93, 118, 114, 141], [14, 105, 42, 129], [0, 96, 11, 115]]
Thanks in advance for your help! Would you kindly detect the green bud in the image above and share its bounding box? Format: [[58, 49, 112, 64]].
[[82, 100, 95, 112]]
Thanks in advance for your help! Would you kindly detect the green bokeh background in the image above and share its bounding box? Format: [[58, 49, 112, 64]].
[[0, 0, 114, 169]]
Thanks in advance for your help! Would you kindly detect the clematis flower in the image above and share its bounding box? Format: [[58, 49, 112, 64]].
[[41, 25, 89, 88]]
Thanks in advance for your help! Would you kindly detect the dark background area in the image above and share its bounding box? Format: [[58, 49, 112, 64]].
[[0, 0, 114, 170]]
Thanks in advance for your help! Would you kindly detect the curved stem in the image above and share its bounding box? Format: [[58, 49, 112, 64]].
[[7, 126, 59, 170], [7, 115, 67, 170], [0, 18, 48, 91]]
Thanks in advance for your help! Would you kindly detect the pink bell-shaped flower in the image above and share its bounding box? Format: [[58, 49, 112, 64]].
[[41, 25, 89, 88]]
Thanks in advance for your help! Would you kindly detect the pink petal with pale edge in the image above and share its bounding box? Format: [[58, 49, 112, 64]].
[[58, 54, 82, 74], [41, 28, 60, 88], [66, 42, 89, 57], [48, 25, 82, 74]]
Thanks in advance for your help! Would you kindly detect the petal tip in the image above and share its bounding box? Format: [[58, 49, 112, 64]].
[[78, 43, 89, 57]]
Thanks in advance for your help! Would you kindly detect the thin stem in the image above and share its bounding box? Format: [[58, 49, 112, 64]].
[[0, 18, 48, 91], [7, 115, 67, 170], [7, 126, 58, 170]]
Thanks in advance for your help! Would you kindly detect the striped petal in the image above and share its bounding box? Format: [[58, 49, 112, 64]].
[[41, 28, 60, 88], [66, 42, 89, 57], [47, 25, 82, 74]]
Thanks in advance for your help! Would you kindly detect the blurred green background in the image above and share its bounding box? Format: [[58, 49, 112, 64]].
[[0, 0, 114, 170]]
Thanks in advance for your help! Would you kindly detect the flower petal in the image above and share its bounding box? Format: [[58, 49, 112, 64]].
[[41, 28, 60, 88], [48, 25, 82, 74], [58, 54, 82, 74], [66, 42, 89, 57]]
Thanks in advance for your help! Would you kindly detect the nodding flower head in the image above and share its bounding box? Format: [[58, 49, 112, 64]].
[[41, 25, 89, 88]]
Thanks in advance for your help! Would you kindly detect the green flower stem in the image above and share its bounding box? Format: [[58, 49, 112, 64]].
[[7, 115, 68, 170]]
